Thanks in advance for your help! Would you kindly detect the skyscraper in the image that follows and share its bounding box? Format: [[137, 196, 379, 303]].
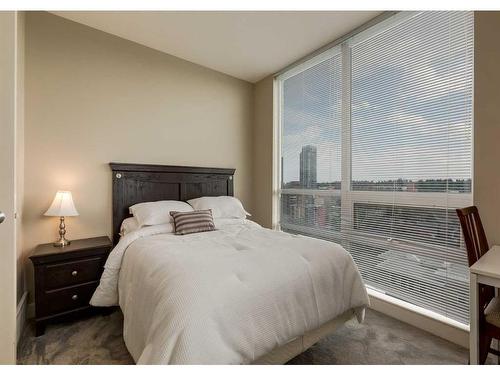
[[299, 145, 317, 188]]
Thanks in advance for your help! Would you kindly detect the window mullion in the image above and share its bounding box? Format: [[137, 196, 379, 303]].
[[340, 42, 352, 251]]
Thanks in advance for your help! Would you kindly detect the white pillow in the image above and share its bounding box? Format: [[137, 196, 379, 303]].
[[187, 196, 250, 219], [129, 200, 193, 227], [120, 217, 140, 236]]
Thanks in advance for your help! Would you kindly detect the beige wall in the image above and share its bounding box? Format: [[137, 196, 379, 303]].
[[0, 11, 19, 363], [474, 11, 500, 246], [24, 12, 254, 300], [16, 11, 25, 305], [252, 76, 274, 228]]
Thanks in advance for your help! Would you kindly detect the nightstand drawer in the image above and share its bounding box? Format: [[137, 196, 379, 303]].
[[43, 256, 104, 290], [44, 282, 98, 316]]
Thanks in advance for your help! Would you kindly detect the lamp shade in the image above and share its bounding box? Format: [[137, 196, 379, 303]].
[[44, 191, 79, 217]]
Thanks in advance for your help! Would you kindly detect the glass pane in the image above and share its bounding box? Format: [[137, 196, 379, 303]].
[[281, 193, 341, 236], [350, 12, 473, 194], [281, 54, 342, 190], [348, 240, 469, 323], [353, 203, 463, 250]]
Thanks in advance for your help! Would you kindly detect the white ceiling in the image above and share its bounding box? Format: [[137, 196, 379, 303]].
[[52, 11, 381, 83]]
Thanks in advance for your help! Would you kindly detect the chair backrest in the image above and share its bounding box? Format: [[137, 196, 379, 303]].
[[456, 206, 489, 267], [456, 206, 495, 317]]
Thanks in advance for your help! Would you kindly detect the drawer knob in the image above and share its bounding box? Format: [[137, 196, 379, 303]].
[[71, 294, 78, 301], [71, 270, 78, 277]]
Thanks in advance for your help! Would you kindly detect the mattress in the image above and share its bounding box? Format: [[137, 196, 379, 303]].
[[91, 219, 369, 364]]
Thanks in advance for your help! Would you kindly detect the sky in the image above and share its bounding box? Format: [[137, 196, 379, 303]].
[[281, 11, 473, 185]]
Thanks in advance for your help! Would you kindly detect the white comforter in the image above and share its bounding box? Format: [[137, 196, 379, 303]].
[[91, 220, 369, 364]]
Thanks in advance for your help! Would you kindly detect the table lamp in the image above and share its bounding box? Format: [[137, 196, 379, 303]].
[[44, 191, 79, 247]]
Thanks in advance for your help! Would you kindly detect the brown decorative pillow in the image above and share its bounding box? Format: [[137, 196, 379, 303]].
[[170, 209, 216, 235]]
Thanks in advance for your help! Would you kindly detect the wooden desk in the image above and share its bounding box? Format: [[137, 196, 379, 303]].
[[469, 245, 500, 364]]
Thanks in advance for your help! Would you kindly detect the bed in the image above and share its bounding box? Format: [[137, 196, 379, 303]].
[[91, 163, 369, 364]]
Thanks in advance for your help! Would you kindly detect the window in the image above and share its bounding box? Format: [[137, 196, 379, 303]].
[[277, 11, 473, 324]]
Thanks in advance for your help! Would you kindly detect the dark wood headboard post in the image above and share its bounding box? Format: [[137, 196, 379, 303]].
[[110, 163, 235, 245]]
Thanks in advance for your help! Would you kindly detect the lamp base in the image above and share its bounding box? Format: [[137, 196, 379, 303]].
[[53, 216, 71, 247], [53, 238, 71, 247]]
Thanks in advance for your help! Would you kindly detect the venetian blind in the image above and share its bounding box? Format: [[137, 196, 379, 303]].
[[278, 11, 474, 324], [280, 47, 343, 242]]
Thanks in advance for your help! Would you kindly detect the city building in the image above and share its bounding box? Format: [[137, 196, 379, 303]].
[[299, 145, 317, 189]]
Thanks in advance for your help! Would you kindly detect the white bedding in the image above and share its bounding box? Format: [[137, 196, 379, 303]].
[[91, 219, 369, 364]]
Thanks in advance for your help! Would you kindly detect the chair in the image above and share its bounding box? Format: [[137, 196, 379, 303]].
[[457, 206, 500, 364]]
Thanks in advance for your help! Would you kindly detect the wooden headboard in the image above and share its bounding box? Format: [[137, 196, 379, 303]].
[[110, 162, 235, 245]]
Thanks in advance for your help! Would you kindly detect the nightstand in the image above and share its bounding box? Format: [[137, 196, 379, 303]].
[[29, 236, 112, 336]]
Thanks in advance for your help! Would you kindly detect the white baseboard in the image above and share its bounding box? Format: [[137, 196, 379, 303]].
[[368, 289, 469, 348], [16, 292, 28, 344]]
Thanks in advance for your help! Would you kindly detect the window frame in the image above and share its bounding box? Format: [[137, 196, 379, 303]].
[[274, 10, 473, 324]]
